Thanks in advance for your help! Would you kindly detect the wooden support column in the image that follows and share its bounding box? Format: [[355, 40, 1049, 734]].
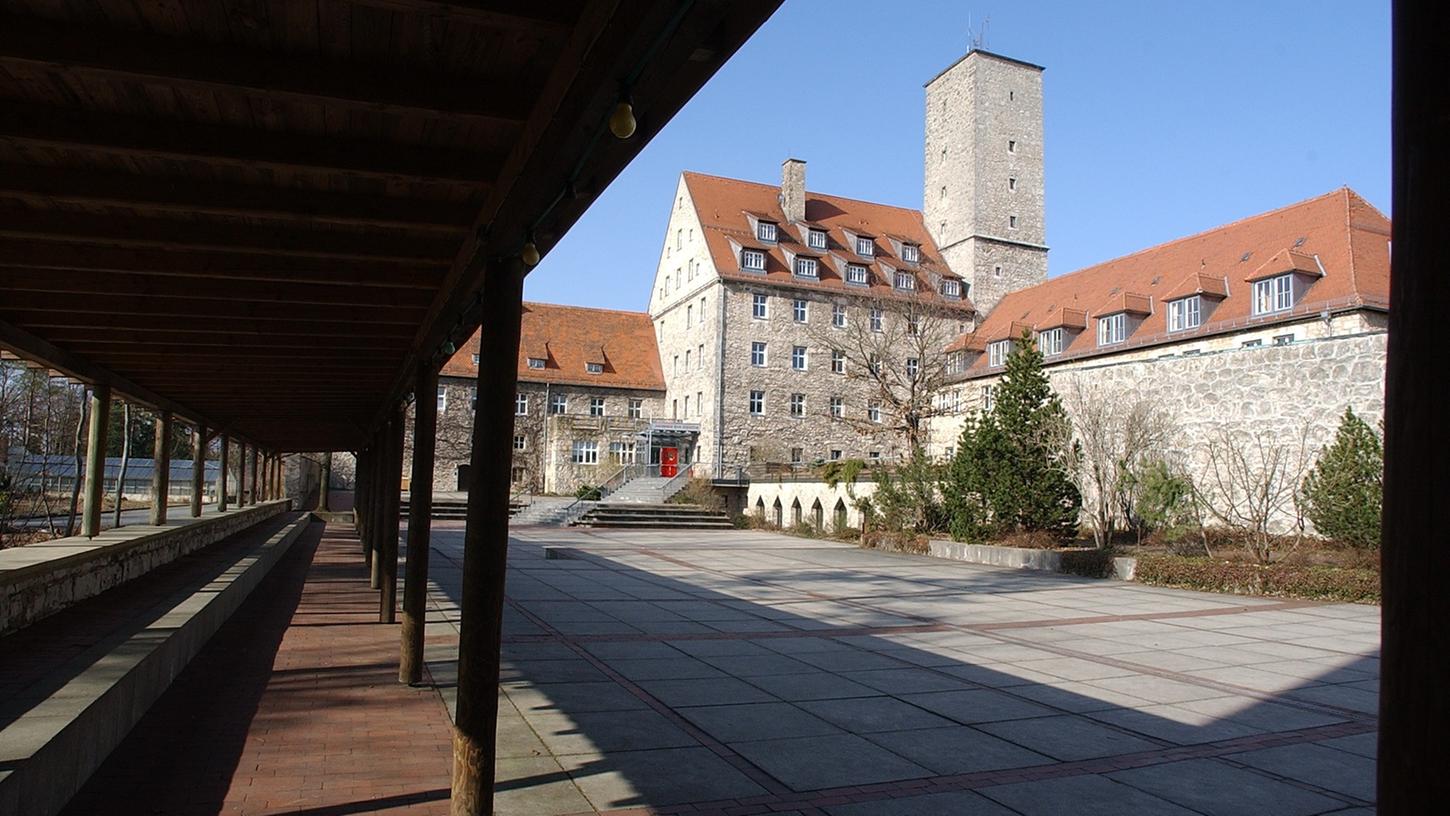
[[190, 423, 205, 518], [80, 383, 112, 538], [1381, 3, 1450, 810], [380, 405, 405, 623], [369, 431, 384, 589], [150, 411, 173, 526], [451, 257, 525, 815], [318, 451, 332, 511], [237, 441, 248, 507], [219, 435, 230, 512], [357, 446, 371, 554], [250, 446, 260, 505], [401, 365, 438, 683]]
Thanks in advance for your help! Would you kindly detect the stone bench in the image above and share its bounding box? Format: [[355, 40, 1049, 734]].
[[1, 500, 290, 637], [0, 512, 312, 816]]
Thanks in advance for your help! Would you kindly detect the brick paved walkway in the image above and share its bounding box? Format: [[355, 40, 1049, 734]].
[[63, 518, 454, 816]]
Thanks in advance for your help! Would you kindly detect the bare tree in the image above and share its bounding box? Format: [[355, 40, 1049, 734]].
[[807, 293, 966, 451], [1196, 425, 1312, 564], [113, 403, 131, 527], [1062, 381, 1178, 547], [65, 385, 87, 537]]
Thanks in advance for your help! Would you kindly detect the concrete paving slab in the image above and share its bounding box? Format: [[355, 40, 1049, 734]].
[[557, 746, 769, 808], [977, 714, 1162, 761], [799, 696, 957, 733], [1228, 743, 1377, 801], [731, 733, 932, 791], [678, 701, 841, 742], [900, 688, 1060, 724], [635, 676, 778, 707], [825, 789, 1019, 816], [863, 725, 1055, 775], [1107, 758, 1345, 816], [979, 773, 1201, 815]]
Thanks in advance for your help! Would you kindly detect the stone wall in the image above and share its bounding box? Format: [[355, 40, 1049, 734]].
[[744, 477, 879, 532]]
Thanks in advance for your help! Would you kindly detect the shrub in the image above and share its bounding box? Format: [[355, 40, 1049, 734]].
[[860, 529, 929, 554], [1059, 547, 1116, 578], [867, 449, 946, 533], [1133, 460, 1199, 546], [573, 484, 602, 501], [1133, 554, 1379, 604], [669, 477, 724, 511], [1302, 407, 1383, 549]]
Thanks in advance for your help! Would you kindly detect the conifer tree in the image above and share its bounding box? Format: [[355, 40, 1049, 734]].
[[1302, 407, 1382, 548]]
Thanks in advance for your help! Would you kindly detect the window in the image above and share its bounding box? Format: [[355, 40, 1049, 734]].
[[994, 265, 1003, 278], [982, 384, 995, 411], [749, 390, 765, 415], [513, 434, 526, 451], [1039, 328, 1064, 356], [902, 244, 920, 263], [894, 271, 915, 290], [586, 362, 604, 374], [696, 391, 702, 415], [471, 388, 478, 412], [1273, 333, 1295, 346], [1168, 296, 1203, 332], [1008, 139, 1016, 153], [511, 466, 525, 484], [610, 441, 637, 463], [570, 441, 598, 464], [790, 447, 803, 465], [940, 279, 961, 298], [870, 308, 883, 332], [589, 397, 605, 417], [1009, 215, 1018, 229], [1097, 313, 1127, 346], [856, 236, 874, 256], [686, 304, 693, 326], [1253, 274, 1293, 315], [846, 264, 869, 285], [988, 340, 1010, 367], [906, 357, 919, 379], [1242, 339, 1263, 349], [437, 385, 447, 412], [830, 396, 844, 418], [697, 344, 704, 368], [868, 403, 882, 424], [628, 398, 642, 419], [741, 248, 766, 271], [793, 256, 818, 278], [832, 304, 847, 328], [790, 393, 805, 417], [672, 399, 678, 418], [683, 395, 689, 416], [791, 346, 807, 371], [472, 354, 479, 366], [808, 228, 827, 250], [830, 449, 842, 461], [757, 221, 778, 242], [684, 349, 690, 368], [515, 394, 528, 416], [752, 293, 768, 319], [751, 341, 767, 367], [1009, 177, 1017, 191], [676, 229, 683, 250], [793, 299, 808, 322], [527, 357, 546, 369], [673, 355, 678, 375], [831, 350, 846, 374], [907, 317, 920, 336], [549, 393, 567, 414], [868, 450, 881, 461]]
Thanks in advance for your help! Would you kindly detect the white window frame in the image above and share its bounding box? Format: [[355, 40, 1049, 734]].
[[609, 441, 637, 464], [749, 390, 765, 415], [940, 279, 960, 298], [1253, 274, 1294, 315], [869, 308, 883, 332], [1097, 313, 1127, 346], [586, 361, 604, 374], [789, 393, 806, 417], [988, 340, 1010, 367], [1039, 328, 1064, 357], [791, 346, 808, 371], [832, 304, 847, 328], [793, 299, 808, 323], [589, 397, 605, 417], [894, 271, 915, 291], [831, 350, 846, 374], [752, 293, 768, 319], [741, 248, 766, 271], [856, 236, 874, 256], [757, 221, 777, 243], [751, 341, 767, 367], [627, 398, 642, 419], [906, 357, 919, 379], [515, 394, 528, 416], [830, 396, 844, 418], [513, 434, 526, 451], [793, 256, 819, 278], [1168, 295, 1202, 332], [527, 357, 546, 369], [549, 393, 567, 414], [570, 440, 599, 465], [807, 229, 827, 250], [902, 244, 920, 263], [846, 264, 869, 286], [982, 384, 995, 411], [868, 403, 882, 424], [437, 385, 448, 412]]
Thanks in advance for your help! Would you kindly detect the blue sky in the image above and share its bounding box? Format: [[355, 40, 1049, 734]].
[[524, 0, 1390, 311]]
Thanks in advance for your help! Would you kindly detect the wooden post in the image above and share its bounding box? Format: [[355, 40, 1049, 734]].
[[80, 383, 112, 538], [219, 435, 230, 512], [356, 447, 371, 551], [237, 441, 248, 507], [370, 430, 384, 589], [401, 365, 438, 683], [190, 423, 205, 518], [250, 446, 260, 506], [451, 257, 525, 815], [151, 411, 174, 526], [380, 405, 405, 623], [1381, 3, 1450, 810], [318, 451, 332, 511]]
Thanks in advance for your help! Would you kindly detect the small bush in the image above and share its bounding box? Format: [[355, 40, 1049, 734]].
[[1059, 547, 1115, 578], [1134, 554, 1379, 604], [573, 484, 602, 501], [830, 526, 862, 542], [1302, 407, 1382, 549], [788, 521, 820, 538], [669, 477, 724, 511], [860, 530, 929, 554], [994, 530, 1065, 550]]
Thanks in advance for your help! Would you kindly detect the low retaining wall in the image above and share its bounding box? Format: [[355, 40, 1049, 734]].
[[0, 500, 290, 636], [926, 539, 1064, 572]]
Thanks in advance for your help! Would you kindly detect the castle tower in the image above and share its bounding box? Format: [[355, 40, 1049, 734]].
[[924, 50, 1048, 317]]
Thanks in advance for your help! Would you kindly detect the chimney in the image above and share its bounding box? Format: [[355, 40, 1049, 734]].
[[780, 158, 806, 222]]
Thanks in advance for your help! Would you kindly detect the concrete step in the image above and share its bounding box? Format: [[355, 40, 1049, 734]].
[[573, 502, 731, 529]]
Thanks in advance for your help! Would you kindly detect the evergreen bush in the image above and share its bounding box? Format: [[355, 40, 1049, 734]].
[[1301, 407, 1382, 549]]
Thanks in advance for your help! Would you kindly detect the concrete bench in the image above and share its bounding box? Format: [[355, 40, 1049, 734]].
[[0, 512, 311, 816]]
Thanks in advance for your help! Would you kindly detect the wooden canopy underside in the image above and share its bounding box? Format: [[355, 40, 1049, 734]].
[[0, 0, 779, 451]]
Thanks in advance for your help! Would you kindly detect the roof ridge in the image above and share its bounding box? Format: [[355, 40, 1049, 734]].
[[523, 301, 651, 318], [682, 170, 922, 216], [1342, 188, 1361, 299]]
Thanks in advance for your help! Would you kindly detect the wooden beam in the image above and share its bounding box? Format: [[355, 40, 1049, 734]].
[[1, 293, 425, 324], [0, 164, 471, 233], [0, 20, 534, 124], [0, 207, 460, 264], [0, 269, 439, 307], [345, 0, 581, 30], [40, 329, 407, 351], [0, 247, 445, 289], [0, 104, 500, 186], [8, 313, 419, 338]]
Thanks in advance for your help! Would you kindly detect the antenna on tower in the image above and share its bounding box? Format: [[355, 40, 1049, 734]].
[[967, 15, 990, 51]]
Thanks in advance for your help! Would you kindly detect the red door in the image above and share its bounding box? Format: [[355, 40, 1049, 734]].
[[660, 447, 679, 478]]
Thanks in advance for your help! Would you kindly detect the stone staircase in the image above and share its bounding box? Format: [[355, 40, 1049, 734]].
[[607, 475, 686, 504], [397, 496, 522, 521], [572, 502, 732, 529], [509, 496, 591, 526]]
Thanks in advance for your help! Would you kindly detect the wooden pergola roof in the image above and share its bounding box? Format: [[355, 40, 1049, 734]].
[[0, 0, 779, 452]]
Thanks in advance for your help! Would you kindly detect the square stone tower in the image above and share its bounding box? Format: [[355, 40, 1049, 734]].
[[924, 50, 1048, 318]]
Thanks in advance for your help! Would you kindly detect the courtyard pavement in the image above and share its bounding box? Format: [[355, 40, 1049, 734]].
[[423, 526, 1380, 816]]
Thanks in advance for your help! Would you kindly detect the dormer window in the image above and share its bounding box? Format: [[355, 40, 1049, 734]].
[[757, 221, 778, 242], [1038, 328, 1064, 356], [741, 248, 766, 271], [902, 244, 920, 263], [894, 271, 915, 291], [807, 229, 828, 250], [845, 264, 869, 285], [793, 256, 819, 278], [856, 236, 875, 257], [1097, 313, 1127, 346], [1252, 274, 1293, 315], [586, 362, 604, 374], [527, 357, 546, 369], [987, 340, 1011, 368], [1168, 296, 1202, 332], [940, 279, 961, 298]]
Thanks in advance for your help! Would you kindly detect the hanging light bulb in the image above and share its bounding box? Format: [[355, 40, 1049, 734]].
[[441, 339, 456, 355], [609, 99, 636, 140], [521, 241, 541, 267]]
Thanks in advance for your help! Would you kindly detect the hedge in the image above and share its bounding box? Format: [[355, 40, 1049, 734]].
[[1133, 554, 1380, 604], [1058, 548, 1115, 578]]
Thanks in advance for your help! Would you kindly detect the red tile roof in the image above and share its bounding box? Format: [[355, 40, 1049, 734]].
[[683, 172, 975, 313], [951, 188, 1390, 369], [441, 302, 665, 391]]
